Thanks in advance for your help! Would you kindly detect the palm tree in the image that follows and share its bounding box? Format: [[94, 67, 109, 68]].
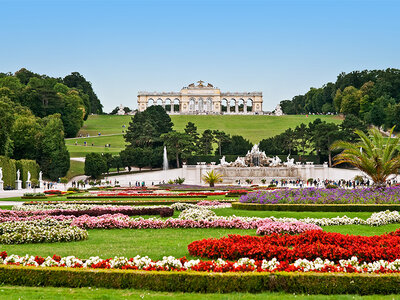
[[330, 127, 400, 187], [202, 170, 223, 187]]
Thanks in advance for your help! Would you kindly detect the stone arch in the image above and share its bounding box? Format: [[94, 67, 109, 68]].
[[189, 98, 195, 112], [238, 98, 245, 112], [198, 97, 204, 112], [173, 98, 180, 112], [246, 98, 253, 112], [206, 97, 212, 112], [164, 98, 172, 112], [221, 98, 228, 112], [229, 98, 236, 113], [147, 98, 154, 107], [156, 98, 163, 107]]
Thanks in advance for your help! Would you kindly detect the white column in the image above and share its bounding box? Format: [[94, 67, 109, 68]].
[[235, 102, 238, 113], [171, 102, 174, 113]]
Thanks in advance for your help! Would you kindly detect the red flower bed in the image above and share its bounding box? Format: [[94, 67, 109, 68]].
[[44, 190, 62, 195], [188, 230, 400, 263]]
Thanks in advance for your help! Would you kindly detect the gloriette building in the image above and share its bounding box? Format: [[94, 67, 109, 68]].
[[137, 81, 263, 114]]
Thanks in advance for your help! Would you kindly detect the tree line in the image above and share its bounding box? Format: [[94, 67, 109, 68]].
[[280, 68, 400, 129], [0, 68, 103, 180]]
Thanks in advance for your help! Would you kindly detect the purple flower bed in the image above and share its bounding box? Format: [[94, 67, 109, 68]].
[[239, 187, 400, 205]]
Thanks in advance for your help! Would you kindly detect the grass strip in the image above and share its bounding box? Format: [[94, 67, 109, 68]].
[[0, 265, 399, 294]]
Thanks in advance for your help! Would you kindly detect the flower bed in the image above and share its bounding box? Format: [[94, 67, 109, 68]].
[[1, 252, 400, 274], [28, 199, 236, 205], [233, 202, 400, 212], [239, 187, 400, 205], [171, 201, 232, 211], [256, 222, 321, 235], [0, 219, 87, 244], [188, 229, 400, 262]]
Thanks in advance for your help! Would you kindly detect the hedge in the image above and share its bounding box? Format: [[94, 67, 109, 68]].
[[67, 195, 208, 199], [15, 159, 40, 188], [232, 202, 400, 212], [24, 200, 236, 206], [0, 265, 399, 294], [0, 156, 16, 188]]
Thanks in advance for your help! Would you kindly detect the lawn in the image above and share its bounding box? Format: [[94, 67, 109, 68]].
[[65, 160, 85, 180], [1, 209, 399, 260], [65, 114, 342, 157], [0, 286, 396, 300]]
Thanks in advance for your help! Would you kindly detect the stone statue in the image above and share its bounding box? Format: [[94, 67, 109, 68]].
[[0, 167, 2, 181], [207, 83, 214, 88], [16, 169, 20, 181], [270, 156, 282, 167], [285, 154, 295, 167], [39, 171, 43, 181], [27, 171, 31, 182], [220, 156, 229, 166]]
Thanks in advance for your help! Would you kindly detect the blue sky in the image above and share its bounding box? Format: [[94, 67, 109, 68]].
[[1, 0, 400, 112]]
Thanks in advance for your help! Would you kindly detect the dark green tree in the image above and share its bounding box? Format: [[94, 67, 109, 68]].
[[84, 153, 107, 178], [197, 130, 215, 155], [37, 114, 70, 180], [213, 130, 231, 156], [161, 131, 194, 168]]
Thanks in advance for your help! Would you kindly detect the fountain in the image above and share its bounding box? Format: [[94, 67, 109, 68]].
[[163, 146, 169, 171]]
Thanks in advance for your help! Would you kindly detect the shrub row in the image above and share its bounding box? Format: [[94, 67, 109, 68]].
[[24, 200, 234, 206], [0, 156, 16, 187], [15, 159, 40, 188], [0, 265, 399, 294], [67, 195, 208, 199], [232, 202, 400, 212]]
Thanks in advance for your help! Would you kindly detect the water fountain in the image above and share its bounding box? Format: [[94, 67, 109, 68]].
[[163, 146, 169, 171]]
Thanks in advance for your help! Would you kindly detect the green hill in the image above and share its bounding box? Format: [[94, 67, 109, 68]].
[[65, 114, 342, 157]]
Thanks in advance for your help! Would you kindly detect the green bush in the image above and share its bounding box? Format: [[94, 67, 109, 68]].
[[0, 156, 16, 187], [15, 159, 39, 188], [326, 184, 338, 189], [0, 265, 399, 294], [232, 202, 400, 212]]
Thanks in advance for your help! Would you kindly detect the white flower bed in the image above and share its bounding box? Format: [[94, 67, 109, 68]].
[[14, 204, 170, 211], [178, 208, 217, 221], [0, 219, 88, 244], [2, 253, 400, 273]]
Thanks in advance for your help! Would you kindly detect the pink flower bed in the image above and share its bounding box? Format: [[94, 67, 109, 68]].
[[70, 214, 322, 233], [256, 221, 322, 235]]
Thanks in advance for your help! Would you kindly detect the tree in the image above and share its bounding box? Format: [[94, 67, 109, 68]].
[[112, 155, 123, 173], [331, 127, 400, 187], [37, 114, 70, 180], [84, 153, 107, 179], [102, 153, 114, 174], [161, 131, 194, 168], [311, 122, 342, 166], [202, 170, 223, 187], [340, 114, 367, 143], [11, 114, 41, 160], [294, 123, 309, 158], [0, 97, 15, 156], [213, 130, 230, 156], [184, 122, 200, 147], [197, 130, 215, 155]]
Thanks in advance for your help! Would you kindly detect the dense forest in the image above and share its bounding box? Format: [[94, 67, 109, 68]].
[[280, 68, 400, 129], [0, 68, 102, 180]]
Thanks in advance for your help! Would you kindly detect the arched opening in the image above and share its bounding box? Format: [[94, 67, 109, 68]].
[[238, 98, 245, 112], [173, 98, 180, 113], [229, 99, 236, 113], [221, 98, 227, 112], [206, 98, 212, 112], [198, 98, 204, 112], [147, 98, 154, 107], [165, 98, 172, 112], [156, 98, 163, 108], [246, 99, 253, 112], [189, 98, 195, 112]]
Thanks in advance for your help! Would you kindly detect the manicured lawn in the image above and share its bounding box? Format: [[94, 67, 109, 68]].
[[0, 286, 396, 299], [65, 114, 342, 157], [2, 222, 399, 260], [66, 160, 85, 180]]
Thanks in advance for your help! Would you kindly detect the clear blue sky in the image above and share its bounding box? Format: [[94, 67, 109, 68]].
[[1, 0, 399, 112]]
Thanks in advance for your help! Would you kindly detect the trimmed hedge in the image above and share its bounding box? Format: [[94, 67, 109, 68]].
[[0, 265, 399, 294], [15, 159, 39, 188], [232, 202, 400, 212], [23, 200, 235, 206], [0, 156, 16, 187], [67, 195, 208, 199]]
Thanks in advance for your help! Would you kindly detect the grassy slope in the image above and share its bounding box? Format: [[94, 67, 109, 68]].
[[65, 114, 342, 157]]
